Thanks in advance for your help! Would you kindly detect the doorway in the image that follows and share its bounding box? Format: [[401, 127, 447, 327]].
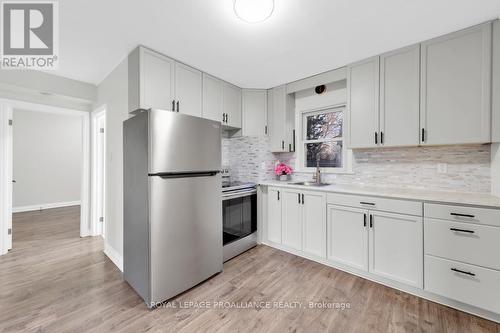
[[0, 99, 90, 255], [91, 106, 106, 238]]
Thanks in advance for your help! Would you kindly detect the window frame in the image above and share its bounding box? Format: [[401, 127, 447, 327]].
[[295, 104, 352, 174]]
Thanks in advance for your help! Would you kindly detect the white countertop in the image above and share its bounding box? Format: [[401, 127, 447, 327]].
[[259, 181, 500, 208]]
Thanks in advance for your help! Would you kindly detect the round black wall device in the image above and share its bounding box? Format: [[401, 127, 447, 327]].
[[314, 85, 326, 95]]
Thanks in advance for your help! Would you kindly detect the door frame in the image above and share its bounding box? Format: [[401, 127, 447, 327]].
[[91, 105, 106, 237], [0, 98, 91, 255]]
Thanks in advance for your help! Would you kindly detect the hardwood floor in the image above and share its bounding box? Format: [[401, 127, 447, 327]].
[[0, 206, 499, 333]]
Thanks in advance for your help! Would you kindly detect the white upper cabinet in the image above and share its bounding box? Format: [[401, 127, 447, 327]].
[[130, 47, 176, 112], [493, 20, 500, 143], [420, 23, 492, 145], [379, 45, 420, 147], [242, 89, 268, 136], [222, 83, 242, 128], [268, 85, 295, 152], [174, 62, 202, 117], [368, 211, 423, 288], [348, 57, 380, 148], [202, 73, 224, 123]]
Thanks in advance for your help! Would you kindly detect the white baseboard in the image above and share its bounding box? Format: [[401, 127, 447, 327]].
[[12, 200, 81, 213], [104, 241, 123, 272]]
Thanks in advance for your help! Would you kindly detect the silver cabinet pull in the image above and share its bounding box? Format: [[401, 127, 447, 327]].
[[176, 101, 179, 112], [172, 99, 175, 111], [450, 212, 475, 218], [451, 268, 475, 277], [450, 228, 474, 234]]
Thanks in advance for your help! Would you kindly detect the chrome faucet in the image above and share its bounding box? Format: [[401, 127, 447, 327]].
[[313, 154, 321, 184]]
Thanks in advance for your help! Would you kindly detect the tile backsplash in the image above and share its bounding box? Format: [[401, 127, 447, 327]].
[[222, 136, 491, 194]]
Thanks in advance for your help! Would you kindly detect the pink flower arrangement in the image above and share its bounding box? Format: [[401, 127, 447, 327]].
[[275, 163, 293, 176]]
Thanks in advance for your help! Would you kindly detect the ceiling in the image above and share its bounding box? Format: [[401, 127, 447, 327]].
[[56, 0, 500, 89]]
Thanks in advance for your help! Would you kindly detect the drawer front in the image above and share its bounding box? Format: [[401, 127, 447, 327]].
[[327, 193, 422, 216], [425, 218, 500, 270], [425, 203, 500, 227], [425, 255, 500, 314]]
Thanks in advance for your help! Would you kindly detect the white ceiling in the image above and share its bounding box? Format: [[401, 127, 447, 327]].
[[56, 0, 500, 89]]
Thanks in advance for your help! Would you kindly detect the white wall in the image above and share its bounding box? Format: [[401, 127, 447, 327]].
[[492, 143, 500, 196], [13, 109, 83, 210], [94, 58, 129, 265]]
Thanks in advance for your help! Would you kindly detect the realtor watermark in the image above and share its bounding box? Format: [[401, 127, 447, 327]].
[[1, 0, 59, 69], [150, 300, 352, 311]]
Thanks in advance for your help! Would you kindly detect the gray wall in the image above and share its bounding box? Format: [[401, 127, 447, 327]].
[[13, 109, 83, 208], [94, 58, 129, 259]]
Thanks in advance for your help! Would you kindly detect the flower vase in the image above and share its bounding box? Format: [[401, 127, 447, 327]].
[[279, 174, 288, 181]]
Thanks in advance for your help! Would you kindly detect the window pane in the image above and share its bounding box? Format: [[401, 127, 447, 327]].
[[306, 141, 343, 168], [306, 111, 343, 140]]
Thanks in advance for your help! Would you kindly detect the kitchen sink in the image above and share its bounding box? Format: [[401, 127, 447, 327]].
[[288, 181, 331, 187]]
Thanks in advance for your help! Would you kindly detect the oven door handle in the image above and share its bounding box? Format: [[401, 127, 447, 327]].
[[222, 189, 257, 200]]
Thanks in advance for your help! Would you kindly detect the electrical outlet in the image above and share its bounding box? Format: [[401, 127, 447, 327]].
[[437, 163, 447, 174]]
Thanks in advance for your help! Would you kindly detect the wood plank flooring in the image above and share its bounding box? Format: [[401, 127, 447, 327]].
[[0, 206, 499, 333]]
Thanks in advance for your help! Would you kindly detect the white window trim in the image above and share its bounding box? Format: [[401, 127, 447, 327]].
[[294, 103, 353, 174]]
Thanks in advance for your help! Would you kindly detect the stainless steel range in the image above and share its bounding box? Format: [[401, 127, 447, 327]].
[[222, 181, 257, 262]]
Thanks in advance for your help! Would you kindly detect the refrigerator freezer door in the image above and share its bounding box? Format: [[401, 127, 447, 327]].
[[149, 173, 223, 305], [149, 110, 221, 174]]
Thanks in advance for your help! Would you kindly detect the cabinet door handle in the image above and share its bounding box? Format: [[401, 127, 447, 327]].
[[277, 191, 280, 201], [222, 113, 226, 123], [363, 213, 367, 227], [226, 114, 229, 123], [369, 214, 373, 228], [265, 125, 268, 135], [380, 131, 384, 144], [282, 141, 284, 150], [298, 193, 301, 204], [450, 213, 475, 218], [451, 268, 475, 277], [360, 202, 375, 206], [301, 193, 304, 205], [292, 129, 296, 152], [421, 128, 425, 143], [374, 132, 378, 144], [172, 100, 175, 111], [450, 228, 475, 234], [176, 101, 179, 112]]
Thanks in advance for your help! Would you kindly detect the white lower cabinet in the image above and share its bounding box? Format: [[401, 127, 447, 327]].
[[267, 187, 282, 244], [282, 189, 303, 251], [369, 211, 423, 287], [302, 191, 327, 258], [327, 205, 368, 270]]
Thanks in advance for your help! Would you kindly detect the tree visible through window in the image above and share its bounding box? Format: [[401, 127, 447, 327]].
[[303, 107, 344, 168]]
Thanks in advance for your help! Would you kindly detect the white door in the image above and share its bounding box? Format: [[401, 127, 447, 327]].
[[302, 191, 326, 258], [327, 205, 368, 271], [267, 187, 282, 244], [379, 45, 420, 147], [420, 22, 492, 145], [95, 113, 106, 237], [348, 56, 380, 148], [174, 63, 202, 117], [268, 86, 287, 152], [140, 48, 175, 111], [368, 211, 423, 288], [281, 189, 302, 251], [242, 89, 268, 136], [223, 83, 242, 128], [202, 74, 224, 122], [0, 106, 13, 252]]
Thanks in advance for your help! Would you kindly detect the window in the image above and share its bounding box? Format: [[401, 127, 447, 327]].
[[302, 106, 345, 170]]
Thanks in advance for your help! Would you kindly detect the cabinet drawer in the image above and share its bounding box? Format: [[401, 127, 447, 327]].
[[425, 218, 500, 270], [327, 193, 422, 216], [424, 203, 500, 227], [425, 255, 500, 314]]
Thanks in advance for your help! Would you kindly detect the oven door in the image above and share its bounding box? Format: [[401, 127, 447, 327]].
[[222, 189, 257, 245]]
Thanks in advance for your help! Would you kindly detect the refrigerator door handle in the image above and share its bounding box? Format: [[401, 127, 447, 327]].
[[150, 171, 220, 178]]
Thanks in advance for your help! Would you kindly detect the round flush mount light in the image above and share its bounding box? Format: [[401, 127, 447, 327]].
[[233, 0, 274, 23]]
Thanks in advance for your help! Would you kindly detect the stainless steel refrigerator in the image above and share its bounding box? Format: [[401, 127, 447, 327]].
[[123, 109, 223, 307]]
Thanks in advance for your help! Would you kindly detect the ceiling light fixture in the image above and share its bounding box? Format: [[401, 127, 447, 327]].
[[233, 0, 274, 23]]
